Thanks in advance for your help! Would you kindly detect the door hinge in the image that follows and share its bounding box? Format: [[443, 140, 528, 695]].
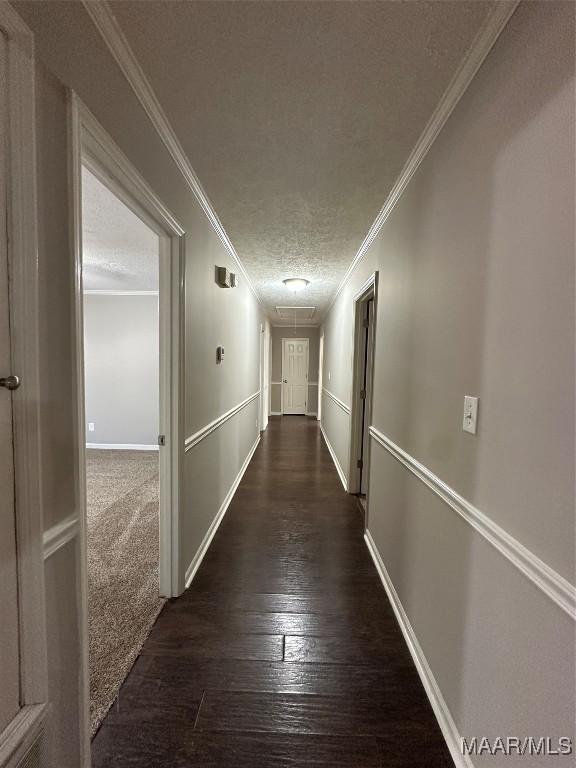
[[158, 434, 166, 447], [360, 389, 366, 400], [357, 458, 363, 469]]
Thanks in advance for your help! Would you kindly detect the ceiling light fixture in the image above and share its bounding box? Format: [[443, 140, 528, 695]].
[[282, 277, 310, 292]]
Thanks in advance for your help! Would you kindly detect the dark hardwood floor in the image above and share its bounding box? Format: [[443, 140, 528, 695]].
[[92, 416, 452, 767]]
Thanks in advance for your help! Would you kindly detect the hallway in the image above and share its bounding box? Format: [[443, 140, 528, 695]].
[[92, 417, 451, 767]]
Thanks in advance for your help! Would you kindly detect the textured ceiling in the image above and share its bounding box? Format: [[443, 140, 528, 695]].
[[82, 167, 159, 291], [109, 0, 494, 320]]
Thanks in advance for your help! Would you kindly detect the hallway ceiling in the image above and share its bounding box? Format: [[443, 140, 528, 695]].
[[109, 0, 495, 321]]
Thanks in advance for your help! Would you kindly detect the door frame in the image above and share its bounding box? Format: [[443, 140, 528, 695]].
[[281, 337, 309, 415], [348, 272, 379, 504], [317, 332, 324, 421], [69, 94, 185, 759], [0, 5, 48, 766]]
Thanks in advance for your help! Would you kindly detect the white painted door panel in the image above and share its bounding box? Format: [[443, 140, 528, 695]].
[[282, 338, 308, 414], [0, 29, 22, 734]]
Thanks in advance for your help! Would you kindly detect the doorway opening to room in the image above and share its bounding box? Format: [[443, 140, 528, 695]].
[[71, 98, 184, 749], [81, 165, 164, 735], [281, 337, 309, 414], [349, 274, 378, 518]]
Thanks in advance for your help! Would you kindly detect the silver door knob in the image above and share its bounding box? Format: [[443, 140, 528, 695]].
[[0, 375, 20, 391]]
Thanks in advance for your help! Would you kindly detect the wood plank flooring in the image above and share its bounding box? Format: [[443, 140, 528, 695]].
[[92, 416, 452, 767]]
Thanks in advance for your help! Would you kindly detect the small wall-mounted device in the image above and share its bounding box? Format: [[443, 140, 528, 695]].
[[216, 345, 225, 364], [462, 395, 479, 434], [88, 422, 95, 432], [216, 266, 237, 288]]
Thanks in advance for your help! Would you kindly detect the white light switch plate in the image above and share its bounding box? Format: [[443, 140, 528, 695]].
[[88, 422, 95, 432], [462, 396, 479, 434]]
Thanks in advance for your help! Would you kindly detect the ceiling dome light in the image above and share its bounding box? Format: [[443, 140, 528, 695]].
[[283, 278, 310, 291]]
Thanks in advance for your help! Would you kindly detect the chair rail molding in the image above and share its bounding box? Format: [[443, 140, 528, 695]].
[[43, 515, 80, 560], [81, 0, 260, 304], [185, 391, 260, 452], [320, 423, 348, 491], [322, 387, 351, 415], [324, 0, 520, 316], [369, 426, 576, 620]]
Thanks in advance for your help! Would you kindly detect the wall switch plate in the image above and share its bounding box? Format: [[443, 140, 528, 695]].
[[88, 422, 95, 432], [462, 396, 479, 434]]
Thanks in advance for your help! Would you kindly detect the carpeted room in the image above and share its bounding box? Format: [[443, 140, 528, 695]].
[[82, 167, 164, 734]]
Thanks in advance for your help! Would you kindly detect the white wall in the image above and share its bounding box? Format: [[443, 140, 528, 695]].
[[321, 2, 575, 765], [84, 294, 159, 446], [12, 1, 266, 765]]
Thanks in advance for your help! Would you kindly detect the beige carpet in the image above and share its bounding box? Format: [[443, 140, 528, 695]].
[[86, 449, 165, 736]]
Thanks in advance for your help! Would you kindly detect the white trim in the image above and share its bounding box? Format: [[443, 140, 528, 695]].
[[369, 426, 576, 620], [353, 272, 379, 303], [270, 411, 282, 416], [322, 387, 351, 415], [0, 703, 49, 768], [81, 0, 260, 304], [320, 423, 348, 491], [185, 435, 260, 588], [0, 0, 49, 732], [365, 531, 473, 768], [86, 443, 159, 451], [348, 272, 378, 496], [43, 516, 80, 560], [84, 289, 158, 296], [272, 324, 320, 328], [185, 391, 260, 452], [69, 94, 186, 764], [70, 93, 185, 600], [306, 412, 318, 418], [324, 1, 520, 316], [270, 381, 282, 385], [308, 381, 319, 386]]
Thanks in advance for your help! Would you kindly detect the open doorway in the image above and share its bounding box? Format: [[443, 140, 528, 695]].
[[348, 273, 378, 517], [81, 166, 164, 734], [70, 97, 185, 749]]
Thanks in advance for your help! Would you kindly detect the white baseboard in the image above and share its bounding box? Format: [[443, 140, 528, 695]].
[[269, 411, 282, 416], [185, 434, 260, 588], [306, 412, 318, 418], [364, 530, 472, 768], [86, 442, 158, 451], [319, 422, 348, 491]]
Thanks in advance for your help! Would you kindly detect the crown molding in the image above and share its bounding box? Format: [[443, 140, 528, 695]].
[[324, 0, 520, 317], [81, 0, 261, 304]]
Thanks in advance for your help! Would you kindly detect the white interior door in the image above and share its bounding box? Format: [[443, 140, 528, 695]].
[[282, 338, 309, 414], [0, 28, 22, 736]]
